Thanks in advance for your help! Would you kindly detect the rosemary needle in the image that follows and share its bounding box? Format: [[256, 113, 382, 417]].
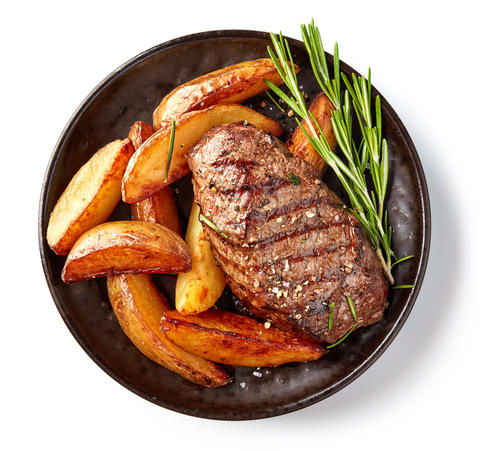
[[391, 255, 414, 269], [327, 324, 358, 349], [164, 120, 176, 182], [199, 213, 228, 239], [392, 285, 414, 289]]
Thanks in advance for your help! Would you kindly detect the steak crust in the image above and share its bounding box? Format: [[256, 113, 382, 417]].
[[187, 123, 388, 344]]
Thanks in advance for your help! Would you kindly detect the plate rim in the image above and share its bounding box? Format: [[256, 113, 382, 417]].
[[38, 29, 431, 420]]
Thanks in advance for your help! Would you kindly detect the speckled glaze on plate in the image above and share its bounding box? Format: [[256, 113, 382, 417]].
[[38, 30, 430, 420]]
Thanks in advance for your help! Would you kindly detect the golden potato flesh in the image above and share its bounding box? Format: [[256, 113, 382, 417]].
[[61, 221, 191, 282], [161, 310, 325, 367], [175, 203, 226, 314], [128, 120, 155, 150], [107, 274, 231, 387], [122, 104, 283, 204], [47, 138, 135, 255], [288, 92, 336, 175], [153, 58, 299, 129]]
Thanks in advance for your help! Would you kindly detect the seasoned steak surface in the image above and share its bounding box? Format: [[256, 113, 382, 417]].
[[188, 123, 388, 344]]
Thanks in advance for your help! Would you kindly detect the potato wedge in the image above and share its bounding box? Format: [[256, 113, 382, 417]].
[[161, 310, 325, 367], [122, 104, 283, 203], [288, 92, 336, 175], [153, 58, 299, 129], [129, 121, 182, 234], [128, 120, 155, 150], [175, 204, 226, 314], [107, 274, 231, 387], [62, 221, 191, 282], [131, 190, 182, 235], [47, 138, 135, 255]]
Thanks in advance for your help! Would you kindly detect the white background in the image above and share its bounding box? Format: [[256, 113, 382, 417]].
[[2, 1, 478, 449]]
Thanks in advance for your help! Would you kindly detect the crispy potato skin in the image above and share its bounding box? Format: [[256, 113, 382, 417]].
[[175, 204, 226, 313], [128, 120, 155, 150], [61, 221, 191, 282], [153, 58, 299, 129], [47, 139, 135, 255], [107, 274, 231, 387], [122, 104, 283, 204], [161, 310, 325, 367], [131, 190, 182, 236], [288, 93, 336, 175], [128, 121, 183, 235]]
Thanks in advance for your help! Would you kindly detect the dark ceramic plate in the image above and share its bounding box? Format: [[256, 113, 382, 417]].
[[39, 30, 430, 420]]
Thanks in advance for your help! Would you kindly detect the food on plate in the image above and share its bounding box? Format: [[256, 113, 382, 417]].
[[122, 104, 283, 204], [287, 92, 336, 174], [129, 121, 183, 234], [152, 58, 299, 129], [107, 274, 231, 387], [175, 203, 226, 314], [187, 123, 388, 344], [161, 309, 324, 367], [61, 221, 191, 282], [128, 120, 155, 150], [46, 138, 135, 255]]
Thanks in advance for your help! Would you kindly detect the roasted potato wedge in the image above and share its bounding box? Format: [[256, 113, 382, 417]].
[[107, 274, 231, 387], [62, 221, 191, 282], [47, 138, 135, 255], [288, 92, 336, 175], [128, 120, 155, 150], [122, 104, 283, 203], [129, 121, 182, 234], [161, 310, 325, 367], [175, 204, 226, 314], [153, 58, 299, 129]]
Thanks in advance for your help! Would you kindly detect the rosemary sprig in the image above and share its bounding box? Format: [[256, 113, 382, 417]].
[[199, 213, 228, 239], [164, 120, 176, 182], [266, 20, 403, 284]]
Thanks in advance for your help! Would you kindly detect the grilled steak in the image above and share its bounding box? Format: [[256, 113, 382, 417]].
[[187, 123, 388, 344]]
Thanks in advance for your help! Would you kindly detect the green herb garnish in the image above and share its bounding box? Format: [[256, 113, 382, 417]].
[[199, 213, 228, 239], [289, 173, 301, 185], [264, 88, 285, 112], [265, 19, 410, 284], [164, 120, 176, 182], [327, 324, 358, 349], [346, 296, 358, 322], [392, 284, 414, 289], [328, 302, 335, 331], [391, 255, 414, 269]]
